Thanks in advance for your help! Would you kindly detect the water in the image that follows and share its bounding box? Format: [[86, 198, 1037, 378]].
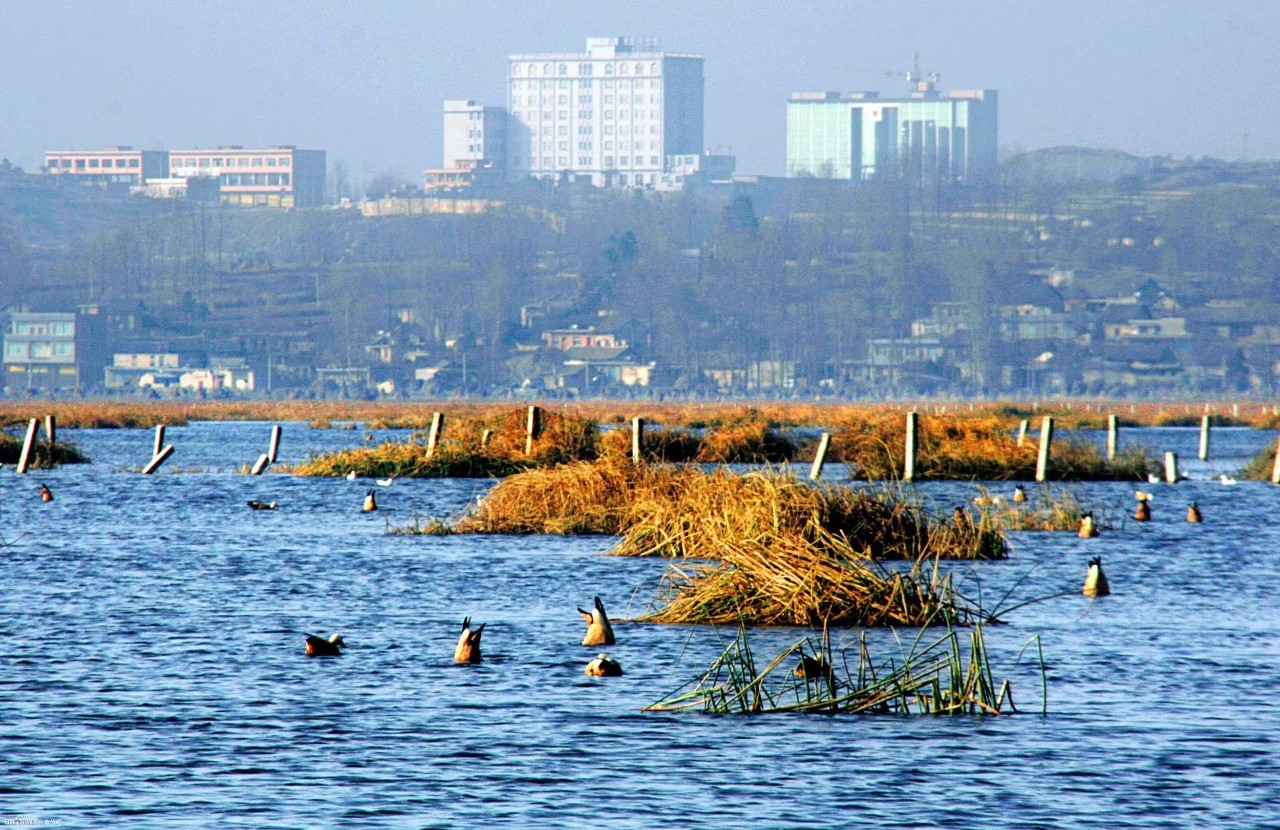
[[2, 423, 1279, 828]]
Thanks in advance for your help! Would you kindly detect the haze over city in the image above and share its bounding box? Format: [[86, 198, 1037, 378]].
[[4, 0, 1279, 181]]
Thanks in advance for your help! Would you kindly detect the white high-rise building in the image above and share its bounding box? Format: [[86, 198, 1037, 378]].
[[507, 37, 704, 188], [442, 100, 508, 171]]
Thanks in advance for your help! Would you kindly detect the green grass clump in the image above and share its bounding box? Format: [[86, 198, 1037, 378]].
[[0, 433, 89, 466]]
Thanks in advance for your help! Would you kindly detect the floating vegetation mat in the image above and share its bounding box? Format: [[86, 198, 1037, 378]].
[[645, 624, 1035, 716], [1240, 438, 1279, 481], [0, 433, 88, 466], [832, 413, 1155, 481], [970, 484, 1113, 532]]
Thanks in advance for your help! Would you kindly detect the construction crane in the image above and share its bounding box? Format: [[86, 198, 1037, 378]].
[[837, 53, 940, 94]]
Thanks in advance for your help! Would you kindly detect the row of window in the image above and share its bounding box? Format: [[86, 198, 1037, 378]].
[[13, 323, 73, 336], [511, 78, 661, 90], [519, 112, 664, 128], [5, 342, 74, 358], [174, 157, 291, 169], [513, 95, 660, 108], [536, 139, 660, 154], [527, 156, 657, 169], [48, 157, 139, 170], [219, 173, 291, 187], [512, 61, 661, 77]]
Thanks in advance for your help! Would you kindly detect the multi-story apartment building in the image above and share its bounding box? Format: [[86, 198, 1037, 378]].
[[787, 75, 997, 185], [43, 147, 169, 189], [507, 37, 704, 188], [424, 100, 510, 192], [3, 308, 110, 392], [168, 146, 326, 207]]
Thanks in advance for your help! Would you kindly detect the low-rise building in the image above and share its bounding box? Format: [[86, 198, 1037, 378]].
[[168, 146, 325, 207], [43, 147, 169, 189], [3, 308, 110, 392]]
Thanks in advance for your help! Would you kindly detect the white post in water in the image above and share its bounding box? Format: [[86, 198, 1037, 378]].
[[268, 425, 283, 463], [525, 406, 541, 455], [1271, 441, 1280, 485], [1107, 414, 1118, 461], [631, 417, 644, 465], [1035, 416, 1054, 482], [1198, 416, 1211, 461], [809, 432, 831, 481], [426, 412, 444, 457], [142, 445, 175, 474], [16, 418, 39, 474], [1165, 451, 1179, 484], [250, 453, 271, 475], [904, 412, 918, 482], [44, 415, 56, 448], [480, 428, 493, 448], [1017, 419, 1029, 447], [153, 425, 166, 459]]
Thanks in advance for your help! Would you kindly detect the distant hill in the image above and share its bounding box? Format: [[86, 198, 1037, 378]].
[[1002, 146, 1157, 185]]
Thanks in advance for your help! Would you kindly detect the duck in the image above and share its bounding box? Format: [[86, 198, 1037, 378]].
[[1082, 557, 1110, 597], [376, 476, 395, 487], [305, 633, 345, 657], [794, 654, 834, 681], [1147, 473, 1161, 484], [952, 505, 971, 529], [1186, 502, 1203, 523], [345, 470, 358, 481], [247, 500, 277, 510], [1219, 474, 1237, 486], [972, 495, 1003, 507], [362, 489, 377, 512], [1133, 492, 1151, 522], [1012, 485, 1027, 503], [454, 617, 485, 664], [1078, 513, 1099, 538], [585, 653, 623, 677], [38, 483, 53, 502], [578, 596, 616, 646]]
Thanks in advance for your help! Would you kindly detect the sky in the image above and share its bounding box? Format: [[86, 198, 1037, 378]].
[[3, 0, 1277, 184]]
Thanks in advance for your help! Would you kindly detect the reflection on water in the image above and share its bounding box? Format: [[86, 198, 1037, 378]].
[[1, 423, 1277, 828]]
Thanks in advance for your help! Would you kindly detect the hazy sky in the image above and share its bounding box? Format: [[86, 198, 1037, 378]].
[[3, 0, 1277, 182]]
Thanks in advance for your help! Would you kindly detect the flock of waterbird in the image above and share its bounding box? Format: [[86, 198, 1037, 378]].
[[305, 596, 625, 677]]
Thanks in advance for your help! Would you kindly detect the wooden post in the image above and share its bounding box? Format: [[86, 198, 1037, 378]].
[[153, 425, 166, 459], [903, 411, 918, 482], [426, 412, 444, 457], [1016, 419, 1029, 447], [1271, 441, 1280, 485], [142, 445, 175, 474], [525, 405, 541, 455], [631, 417, 644, 465], [44, 414, 56, 448], [268, 425, 283, 463], [1198, 416, 1210, 462], [1035, 416, 1054, 482], [250, 453, 271, 475], [1233, 403, 1239, 418], [16, 418, 39, 474], [480, 428, 493, 447], [809, 432, 831, 481], [1164, 451, 1179, 484], [1106, 414, 1118, 461]]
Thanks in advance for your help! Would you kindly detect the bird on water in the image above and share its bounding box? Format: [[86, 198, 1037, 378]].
[[247, 500, 277, 510], [305, 633, 345, 657], [38, 483, 53, 502], [578, 596, 616, 646], [454, 617, 485, 664]]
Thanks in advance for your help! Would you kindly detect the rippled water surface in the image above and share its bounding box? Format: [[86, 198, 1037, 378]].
[[2, 422, 1279, 828]]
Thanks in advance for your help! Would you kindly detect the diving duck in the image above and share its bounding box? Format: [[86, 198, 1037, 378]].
[[578, 596, 616, 646], [38, 483, 53, 502], [454, 617, 485, 664], [1082, 557, 1110, 597], [585, 653, 623, 677], [305, 633, 345, 657]]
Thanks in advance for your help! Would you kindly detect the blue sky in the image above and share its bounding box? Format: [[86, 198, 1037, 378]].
[[3, 0, 1275, 182]]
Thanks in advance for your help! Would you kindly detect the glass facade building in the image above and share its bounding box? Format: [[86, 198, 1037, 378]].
[[787, 85, 997, 185]]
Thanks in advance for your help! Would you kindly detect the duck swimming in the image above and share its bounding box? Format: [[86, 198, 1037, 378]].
[[1133, 491, 1152, 522], [38, 483, 53, 502], [362, 489, 377, 512], [305, 633, 345, 657], [1082, 557, 1110, 597], [1186, 502, 1202, 523], [585, 653, 623, 677], [247, 500, 277, 510]]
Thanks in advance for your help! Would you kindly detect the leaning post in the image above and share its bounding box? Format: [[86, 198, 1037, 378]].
[[1035, 416, 1054, 483], [153, 425, 166, 459], [268, 425, 283, 464], [1016, 419, 1030, 448], [525, 406, 542, 455], [1271, 441, 1280, 485], [16, 418, 39, 474], [426, 412, 445, 457], [1106, 414, 1118, 461], [809, 432, 831, 482], [142, 445, 175, 474]]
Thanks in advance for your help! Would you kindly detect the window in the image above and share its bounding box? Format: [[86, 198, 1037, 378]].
[[281, 173, 290, 185], [128, 158, 138, 167], [89, 159, 99, 168], [578, 63, 592, 75], [578, 156, 591, 166], [279, 157, 290, 167], [651, 156, 659, 165], [267, 158, 277, 166], [53, 322, 72, 336], [558, 63, 567, 75], [213, 158, 224, 166], [61, 159, 72, 168], [239, 158, 249, 167], [604, 156, 614, 166], [54, 343, 72, 356], [267, 173, 280, 186], [5, 343, 25, 358], [75, 159, 85, 169], [253, 158, 263, 167]]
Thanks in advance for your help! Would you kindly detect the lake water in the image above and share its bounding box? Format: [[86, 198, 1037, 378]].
[[2, 422, 1278, 828]]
